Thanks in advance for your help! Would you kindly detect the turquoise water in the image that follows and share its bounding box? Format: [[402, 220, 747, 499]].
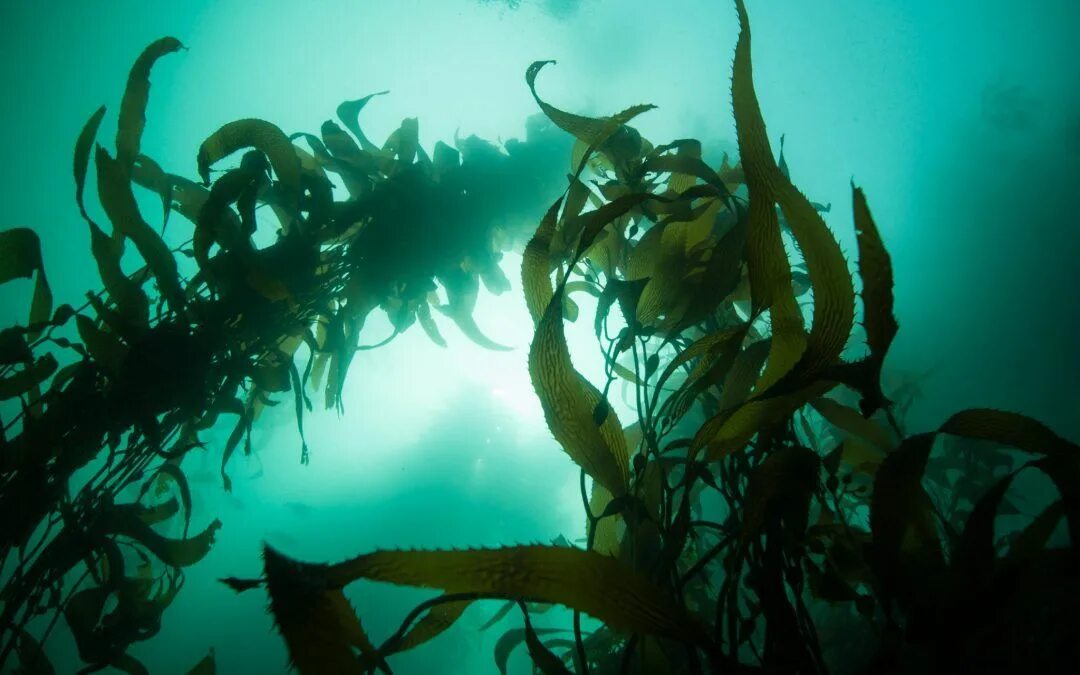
[[1, 0, 1078, 672]]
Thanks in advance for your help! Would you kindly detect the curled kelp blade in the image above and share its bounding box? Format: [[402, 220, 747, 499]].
[[103, 506, 222, 568], [525, 59, 655, 150], [522, 198, 563, 325], [436, 269, 512, 351], [197, 118, 302, 200], [525, 60, 654, 177], [308, 544, 712, 646], [522, 187, 664, 494], [139, 461, 194, 537], [520, 605, 573, 675], [772, 169, 853, 385]]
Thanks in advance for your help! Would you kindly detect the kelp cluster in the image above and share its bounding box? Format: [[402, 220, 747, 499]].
[[1, 1, 1077, 673], [0, 31, 568, 675]]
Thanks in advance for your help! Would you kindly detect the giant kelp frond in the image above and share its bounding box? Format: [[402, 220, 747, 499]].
[[1, 0, 1077, 673]]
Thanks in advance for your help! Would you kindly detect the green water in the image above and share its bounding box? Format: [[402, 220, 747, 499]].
[[1, 1, 1078, 672]]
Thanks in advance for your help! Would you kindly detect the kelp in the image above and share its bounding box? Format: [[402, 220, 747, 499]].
[[1, 2, 1077, 673], [0, 228, 53, 335], [116, 38, 184, 170]]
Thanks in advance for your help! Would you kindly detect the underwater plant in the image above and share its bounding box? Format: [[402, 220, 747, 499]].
[[1, 1, 1077, 673]]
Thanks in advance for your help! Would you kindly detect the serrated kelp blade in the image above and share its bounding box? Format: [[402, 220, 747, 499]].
[[326, 545, 711, 646], [263, 546, 379, 675], [529, 286, 630, 495], [852, 183, 897, 359], [730, 0, 805, 392], [774, 170, 854, 380]]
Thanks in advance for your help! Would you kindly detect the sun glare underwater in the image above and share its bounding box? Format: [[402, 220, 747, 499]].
[[1, 0, 1079, 673]]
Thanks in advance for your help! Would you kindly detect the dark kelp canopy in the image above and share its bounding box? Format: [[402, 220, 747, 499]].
[[1, 1, 1077, 673]]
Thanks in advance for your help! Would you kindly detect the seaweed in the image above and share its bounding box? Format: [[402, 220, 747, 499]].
[[0, 1, 1077, 673]]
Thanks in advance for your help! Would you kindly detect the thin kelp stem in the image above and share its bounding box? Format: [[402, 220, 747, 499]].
[[575, 468, 595, 675]]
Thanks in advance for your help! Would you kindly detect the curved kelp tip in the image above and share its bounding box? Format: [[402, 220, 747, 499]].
[[436, 270, 513, 351], [103, 505, 222, 568], [686, 0, 858, 463], [116, 37, 186, 171], [828, 181, 899, 415], [447, 311, 513, 351], [753, 14, 853, 388], [736, 0, 854, 388], [729, 0, 805, 392], [525, 60, 655, 177], [336, 90, 389, 153], [262, 545, 389, 675]]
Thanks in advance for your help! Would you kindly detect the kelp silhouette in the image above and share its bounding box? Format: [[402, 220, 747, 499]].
[[1, 1, 1076, 673]]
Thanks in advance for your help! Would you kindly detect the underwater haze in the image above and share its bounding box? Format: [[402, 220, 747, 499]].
[[1, 0, 1079, 673]]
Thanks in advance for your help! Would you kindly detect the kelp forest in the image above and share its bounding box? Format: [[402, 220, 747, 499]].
[[1, 1, 1077, 673]]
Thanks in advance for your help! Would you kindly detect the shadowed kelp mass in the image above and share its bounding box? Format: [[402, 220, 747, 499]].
[[1, 1, 1077, 673]]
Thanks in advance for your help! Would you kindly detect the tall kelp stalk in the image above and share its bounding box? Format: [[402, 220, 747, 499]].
[[1, 1, 1077, 674]]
